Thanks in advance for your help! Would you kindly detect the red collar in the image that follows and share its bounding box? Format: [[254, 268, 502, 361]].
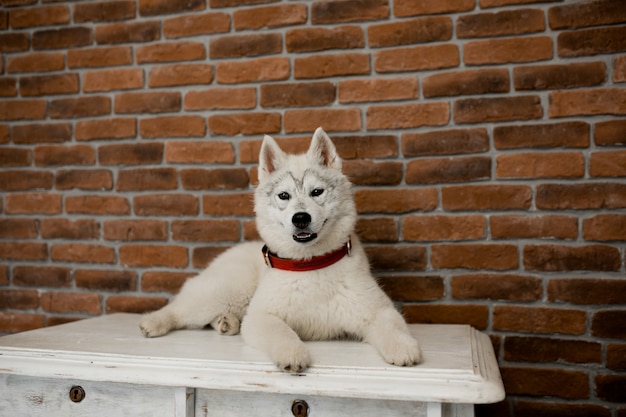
[[262, 238, 351, 272]]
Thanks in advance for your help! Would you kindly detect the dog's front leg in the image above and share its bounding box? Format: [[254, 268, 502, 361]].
[[364, 307, 422, 366], [241, 312, 311, 372]]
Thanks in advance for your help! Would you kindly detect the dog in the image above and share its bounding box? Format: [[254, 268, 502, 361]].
[[139, 128, 421, 372]]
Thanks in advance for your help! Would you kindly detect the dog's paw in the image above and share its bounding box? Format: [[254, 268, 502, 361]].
[[273, 342, 311, 373], [139, 313, 170, 338], [214, 313, 240, 336], [380, 333, 421, 366]]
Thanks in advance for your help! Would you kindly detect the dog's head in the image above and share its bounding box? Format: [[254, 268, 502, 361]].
[[254, 128, 356, 259]]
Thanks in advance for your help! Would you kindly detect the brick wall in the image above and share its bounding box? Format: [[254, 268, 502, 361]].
[[1, 0, 625, 414]]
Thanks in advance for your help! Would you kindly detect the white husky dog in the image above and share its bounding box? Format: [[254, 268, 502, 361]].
[[139, 128, 421, 372]]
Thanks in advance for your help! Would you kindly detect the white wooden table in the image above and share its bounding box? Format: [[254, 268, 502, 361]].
[[0, 313, 504, 417]]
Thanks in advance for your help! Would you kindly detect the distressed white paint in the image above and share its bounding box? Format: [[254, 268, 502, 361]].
[[0, 314, 504, 417]]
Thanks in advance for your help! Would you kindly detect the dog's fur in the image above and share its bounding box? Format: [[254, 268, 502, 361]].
[[139, 128, 421, 372]]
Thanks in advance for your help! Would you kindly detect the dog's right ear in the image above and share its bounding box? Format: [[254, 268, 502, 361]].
[[258, 134, 286, 182]]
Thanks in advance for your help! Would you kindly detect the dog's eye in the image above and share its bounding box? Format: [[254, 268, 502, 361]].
[[277, 192, 290, 200], [310, 188, 324, 197]]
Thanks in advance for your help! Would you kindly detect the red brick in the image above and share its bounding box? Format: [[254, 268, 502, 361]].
[[10, 5, 69, 28], [138, 0, 204, 16], [365, 245, 427, 271], [548, 278, 626, 305], [149, 63, 213, 87], [286, 26, 364, 53], [106, 296, 168, 315], [210, 33, 281, 59], [75, 118, 137, 141], [343, 160, 402, 186], [431, 243, 518, 270], [0, 289, 39, 309], [558, 26, 626, 57], [505, 336, 601, 364], [0, 78, 17, 97], [34, 145, 95, 166], [452, 274, 542, 301], [209, 113, 281, 136], [0, 33, 29, 53], [368, 16, 452, 47], [406, 156, 490, 184], [454, 95, 542, 123], [377, 275, 444, 302], [68, 46, 133, 68], [13, 266, 70, 287], [216, 57, 289, 84], [593, 310, 626, 339], [285, 108, 361, 133], [615, 55, 626, 83], [442, 184, 532, 211], [74, 1, 136, 23], [51, 243, 115, 264], [0, 218, 37, 239], [141, 271, 194, 294], [404, 215, 485, 241], [464, 36, 552, 65], [549, 0, 626, 29], [311, 0, 389, 24], [32, 27, 91, 50], [495, 305, 587, 335], [394, 0, 474, 16], [374, 44, 459, 73], [75, 269, 137, 292], [137, 41, 205, 63], [192, 246, 231, 268], [5, 193, 61, 214], [0, 99, 47, 121], [367, 102, 449, 130], [333, 134, 398, 159], [339, 77, 417, 103], [294, 53, 370, 79], [491, 214, 577, 240], [120, 245, 188, 268], [7, 52, 65, 73], [0, 313, 45, 333], [607, 344, 626, 370], [595, 374, 626, 402], [41, 218, 99, 240], [99, 143, 163, 165], [49, 96, 111, 119], [262, 82, 335, 108], [95, 21, 160, 44], [41, 291, 101, 315], [423, 68, 508, 98], [0, 242, 47, 261], [181, 168, 249, 190], [595, 120, 626, 146], [501, 367, 589, 399], [140, 115, 205, 138], [496, 152, 584, 179], [550, 88, 626, 117], [0, 148, 31, 166], [355, 188, 437, 214], [402, 128, 488, 157], [134, 194, 198, 216], [165, 141, 235, 164], [514, 62, 606, 90], [524, 244, 621, 272], [172, 219, 239, 242], [356, 217, 398, 242], [104, 220, 168, 241], [114, 91, 180, 114], [5, 122, 69, 146], [234, 4, 305, 30], [494, 121, 589, 149], [537, 183, 626, 210], [202, 193, 254, 216], [56, 169, 114, 190], [590, 151, 626, 177], [457, 9, 544, 38], [402, 304, 489, 329], [66, 195, 131, 215], [0, 171, 52, 191], [163, 12, 230, 38], [186, 87, 256, 110], [116, 168, 177, 191], [583, 214, 626, 241], [83, 68, 143, 93]]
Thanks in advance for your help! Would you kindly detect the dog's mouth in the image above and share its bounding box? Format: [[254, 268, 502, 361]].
[[293, 232, 318, 243]]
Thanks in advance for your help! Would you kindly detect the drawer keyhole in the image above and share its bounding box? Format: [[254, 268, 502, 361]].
[[291, 399, 309, 417], [69, 386, 85, 403]]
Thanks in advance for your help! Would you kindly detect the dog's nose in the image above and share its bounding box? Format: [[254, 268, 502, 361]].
[[292, 212, 311, 229]]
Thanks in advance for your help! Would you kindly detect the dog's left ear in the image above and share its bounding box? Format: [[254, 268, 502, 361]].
[[308, 127, 342, 171]]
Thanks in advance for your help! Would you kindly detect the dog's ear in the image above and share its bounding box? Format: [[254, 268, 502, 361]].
[[308, 127, 342, 171], [259, 134, 286, 182]]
